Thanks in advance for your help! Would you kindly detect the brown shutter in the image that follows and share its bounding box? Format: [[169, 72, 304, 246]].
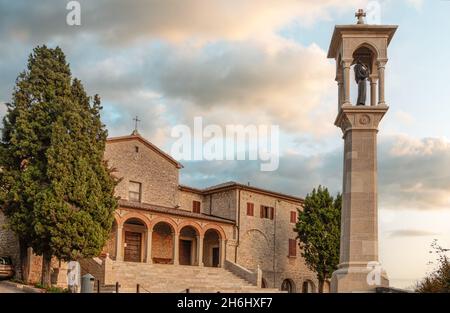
[[270, 207, 275, 220], [193, 201, 200, 213], [260, 205, 264, 218], [289, 239, 297, 257], [247, 202, 254, 216], [290, 211, 296, 223]]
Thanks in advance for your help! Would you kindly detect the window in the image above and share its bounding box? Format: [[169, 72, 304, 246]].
[[246, 202, 254, 216], [128, 181, 141, 202], [193, 201, 201, 213], [290, 211, 297, 223], [260, 205, 274, 220], [288, 239, 297, 257]]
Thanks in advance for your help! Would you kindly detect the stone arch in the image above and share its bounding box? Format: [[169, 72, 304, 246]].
[[177, 220, 202, 236], [178, 224, 201, 266], [352, 42, 379, 74], [239, 229, 271, 270], [151, 220, 176, 264], [122, 216, 149, 262], [302, 279, 316, 293], [281, 279, 296, 293], [203, 228, 222, 267], [149, 216, 177, 233], [121, 212, 151, 229], [202, 224, 226, 239]]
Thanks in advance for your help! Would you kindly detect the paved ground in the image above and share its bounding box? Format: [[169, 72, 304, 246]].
[[0, 280, 24, 293]]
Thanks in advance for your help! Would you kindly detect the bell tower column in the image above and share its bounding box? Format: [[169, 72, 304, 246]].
[[327, 9, 397, 292]]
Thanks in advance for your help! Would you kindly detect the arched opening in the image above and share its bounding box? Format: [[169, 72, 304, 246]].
[[281, 279, 296, 293], [152, 222, 175, 264], [203, 229, 221, 267], [178, 226, 200, 266], [350, 44, 377, 106], [123, 217, 147, 262], [302, 280, 316, 293]]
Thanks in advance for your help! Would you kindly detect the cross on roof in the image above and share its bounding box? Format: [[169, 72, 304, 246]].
[[355, 9, 366, 24], [133, 115, 141, 133]]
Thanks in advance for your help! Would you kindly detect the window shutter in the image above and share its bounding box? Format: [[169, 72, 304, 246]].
[[247, 203, 254, 216], [290, 211, 296, 223], [289, 239, 297, 257], [193, 201, 201, 213], [270, 207, 275, 220], [260, 205, 264, 218]]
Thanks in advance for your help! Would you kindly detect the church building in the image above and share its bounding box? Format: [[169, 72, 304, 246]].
[[0, 130, 324, 293]]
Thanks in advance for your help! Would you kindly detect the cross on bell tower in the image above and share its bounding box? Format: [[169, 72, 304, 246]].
[[355, 9, 366, 24]]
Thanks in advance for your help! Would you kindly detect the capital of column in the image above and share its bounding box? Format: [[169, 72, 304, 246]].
[[335, 106, 389, 136]]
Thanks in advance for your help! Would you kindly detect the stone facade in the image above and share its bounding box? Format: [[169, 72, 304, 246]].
[[0, 210, 20, 278], [0, 131, 321, 292]]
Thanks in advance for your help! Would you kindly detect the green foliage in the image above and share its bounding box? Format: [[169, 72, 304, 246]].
[[0, 45, 118, 264], [415, 240, 450, 293], [294, 185, 341, 291]]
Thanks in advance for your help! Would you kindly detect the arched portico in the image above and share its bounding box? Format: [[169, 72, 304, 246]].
[[111, 210, 228, 267]]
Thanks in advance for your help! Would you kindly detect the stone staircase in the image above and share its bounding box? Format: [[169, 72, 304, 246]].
[[105, 262, 280, 293]]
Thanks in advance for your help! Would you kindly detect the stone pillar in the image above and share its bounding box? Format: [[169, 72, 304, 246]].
[[331, 106, 389, 292], [146, 230, 153, 264], [337, 76, 344, 110], [115, 226, 123, 261], [219, 239, 226, 268], [342, 60, 352, 106], [173, 233, 179, 265], [197, 235, 204, 267], [369, 77, 377, 106], [377, 61, 386, 105]]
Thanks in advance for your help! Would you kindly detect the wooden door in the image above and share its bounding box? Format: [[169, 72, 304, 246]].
[[124, 231, 142, 262], [212, 247, 220, 267], [179, 240, 192, 265]]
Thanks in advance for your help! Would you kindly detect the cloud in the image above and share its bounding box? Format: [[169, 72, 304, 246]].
[[178, 134, 450, 212], [0, 0, 365, 45], [388, 229, 440, 238]]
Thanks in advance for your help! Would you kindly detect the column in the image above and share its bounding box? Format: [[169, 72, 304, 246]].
[[336, 75, 344, 111], [342, 61, 352, 106], [219, 239, 226, 268], [197, 235, 204, 267], [115, 226, 123, 261], [377, 61, 386, 105], [173, 233, 179, 265], [369, 77, 377, 106], [146, 230, 153, 264]]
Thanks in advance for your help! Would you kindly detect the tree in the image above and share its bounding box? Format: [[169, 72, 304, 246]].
[[415, 240, 450, 293], [0, 45, 118, 287], [294, 185, 341, 293]]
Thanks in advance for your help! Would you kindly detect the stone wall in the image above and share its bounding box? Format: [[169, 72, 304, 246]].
[[104, 138, 179, 208], [236, 190, 318, 292], [178, 189, 204, 212], [0, 210, 21, 279]]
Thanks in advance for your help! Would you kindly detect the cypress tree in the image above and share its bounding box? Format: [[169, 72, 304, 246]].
[[294, 186, 341, 293], [0, 45, 118, 287]]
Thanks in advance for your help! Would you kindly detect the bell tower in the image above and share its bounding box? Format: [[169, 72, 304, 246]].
[[328, 10, 397, 292]]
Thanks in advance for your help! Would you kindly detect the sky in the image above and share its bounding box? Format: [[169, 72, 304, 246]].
[[1, 0, 449, 289]]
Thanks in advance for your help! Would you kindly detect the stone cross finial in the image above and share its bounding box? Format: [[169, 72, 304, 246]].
[[355, 9, 366, 24]]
